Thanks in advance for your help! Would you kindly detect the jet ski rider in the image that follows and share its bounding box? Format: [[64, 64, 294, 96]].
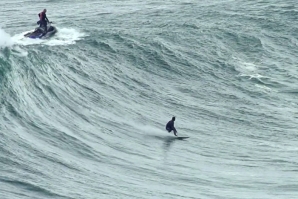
[[38, 9, 50, 32]]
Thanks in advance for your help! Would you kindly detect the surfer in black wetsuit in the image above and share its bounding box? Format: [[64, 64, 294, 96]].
[[38, 9, 50, 32], [166, 116, 177, 136]]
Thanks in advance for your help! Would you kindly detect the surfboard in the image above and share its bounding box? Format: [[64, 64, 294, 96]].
[[176, 137, 189, 140]]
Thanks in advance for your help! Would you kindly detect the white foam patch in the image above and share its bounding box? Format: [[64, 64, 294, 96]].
[[239, 73, 269, 80], [11, 27, 86, 46], [240, 61, 257, 71], [232, 56, 258, 73], [255, 84, 272, 93]]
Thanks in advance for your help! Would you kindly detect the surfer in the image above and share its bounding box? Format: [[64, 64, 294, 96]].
[[37, 9, 50, 32], [166, 116, 177, 136]]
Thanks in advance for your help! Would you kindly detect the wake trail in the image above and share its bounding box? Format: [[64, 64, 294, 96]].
[[0, 27, 86, 49]]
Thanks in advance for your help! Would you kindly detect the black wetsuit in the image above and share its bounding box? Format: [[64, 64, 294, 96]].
[[38, 12, 48, 31], [166, 120, 177, 133]]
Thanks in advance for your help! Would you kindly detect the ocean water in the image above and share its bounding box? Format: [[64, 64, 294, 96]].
[[1, 1, 298, 199]]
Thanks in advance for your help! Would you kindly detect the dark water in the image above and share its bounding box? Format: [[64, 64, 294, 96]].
[[1, 1, 298, 199]]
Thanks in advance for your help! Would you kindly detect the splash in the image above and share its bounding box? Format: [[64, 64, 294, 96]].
[[0, 28, 13, 48], [10, 27, 86, 47]]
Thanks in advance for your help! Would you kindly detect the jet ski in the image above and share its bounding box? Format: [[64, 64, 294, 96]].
[[24, 23, 57, 39]]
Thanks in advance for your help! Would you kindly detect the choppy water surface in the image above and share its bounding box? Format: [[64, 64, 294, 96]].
[[1, 1, 298, 199]]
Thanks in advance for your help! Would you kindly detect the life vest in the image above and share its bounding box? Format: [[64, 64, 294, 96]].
[[38, 12, 45, 21]]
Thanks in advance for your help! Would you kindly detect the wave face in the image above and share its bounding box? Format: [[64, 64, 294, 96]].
[[1, 1, 298, 199]]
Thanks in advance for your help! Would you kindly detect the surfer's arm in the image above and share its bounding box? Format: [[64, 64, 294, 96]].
[[173, 127, 177, 133]]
